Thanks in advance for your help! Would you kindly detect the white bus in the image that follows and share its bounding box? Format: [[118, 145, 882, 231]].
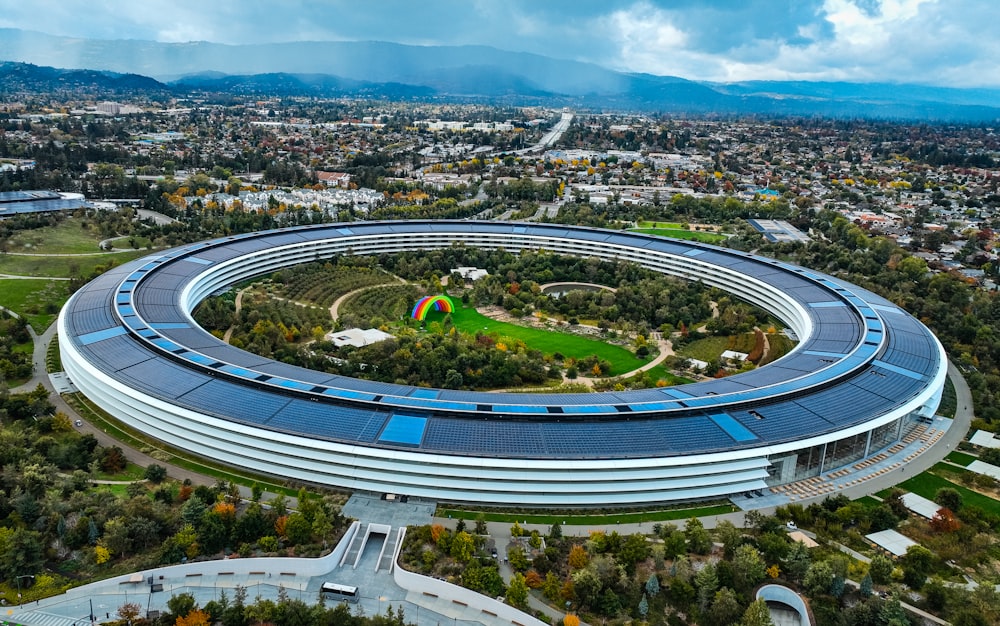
[[321, 582, 359, 603]]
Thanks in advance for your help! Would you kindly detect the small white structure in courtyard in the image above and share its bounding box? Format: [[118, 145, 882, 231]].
[[327, 328, 393, 348]]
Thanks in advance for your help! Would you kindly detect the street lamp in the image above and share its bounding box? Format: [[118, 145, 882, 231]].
[[15, 575, 35, 605]]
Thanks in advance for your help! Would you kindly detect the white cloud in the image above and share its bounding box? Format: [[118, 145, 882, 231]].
[[597, 0, 1000, 86]]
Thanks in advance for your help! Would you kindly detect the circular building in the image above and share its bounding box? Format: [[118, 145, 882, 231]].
[[59, 222, 947, 506]]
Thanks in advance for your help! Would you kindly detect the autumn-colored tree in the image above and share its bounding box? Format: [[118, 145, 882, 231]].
[[560, 578, 576, 602], [213, 501, 236, 521], [766, 564, 781, 579], [929, 507, 961, 533], [175, 609, 211, 626], [563, 614, 580, 626], [274, 515, 289, 539], [94, 544, 111, 565], [117, 602, 142, 625], [568, 544, 589, 570], [430, 524, 446, 543], [524, 570, 544, 588], [177, 484, 193, 502]]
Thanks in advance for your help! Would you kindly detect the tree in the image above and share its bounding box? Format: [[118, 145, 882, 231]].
[[784, 541, 811, 582], [176, 609, 211, 626], [0, 527, 44, 580], [732, 545, 767, 594], [695, 562, 719, 612], [568, 544, 589, 570], [645, 573, 660, 597], [930, 507, 961, 533], [934, 487, 962, 512], [450, 531, 476, 563], [506, 573, 528, 608], [901, 545, 934, 589], [715, 520, 742, 558], [803, 561, 834, 597], [117, 602, 142, 626], [869, 553, 894, 585], [860, 572, 873, 598], [708, 587, 742, 626], [571, 568, 602, 609], [167, 593, 197, 620], [510, 521, 524, 537], [739, 599, 774, 626], [563, 615, 580, 626], [284, 513, 313, 545], [685, 517, 712, 555], [638, 593, 649, 618], [144, 464, 167, 483], [474, 514, 488, 535]]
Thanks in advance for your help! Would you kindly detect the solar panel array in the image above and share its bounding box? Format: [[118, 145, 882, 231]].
[[62, 221, 945, 460]]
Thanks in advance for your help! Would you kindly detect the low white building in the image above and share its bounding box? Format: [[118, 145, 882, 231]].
[[452, 267, 489, 281], [326, 328, 393, 348]]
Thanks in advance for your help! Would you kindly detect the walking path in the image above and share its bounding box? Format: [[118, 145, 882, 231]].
[[328, 275, 407, 323]]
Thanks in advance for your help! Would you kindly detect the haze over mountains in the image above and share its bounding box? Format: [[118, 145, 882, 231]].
[[2, 28, 999, 122]]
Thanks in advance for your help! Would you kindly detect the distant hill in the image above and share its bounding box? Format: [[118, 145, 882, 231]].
[[1, 29, 999, 122], [0, 61, 166, 95]]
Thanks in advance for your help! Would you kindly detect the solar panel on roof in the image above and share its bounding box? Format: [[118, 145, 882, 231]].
[[378, 414, 428, 445]]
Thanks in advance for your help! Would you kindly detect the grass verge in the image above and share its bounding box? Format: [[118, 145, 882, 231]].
[[436, 503, 738, 525], [630, 228, 727, 244], [945, 451, 977, 466]]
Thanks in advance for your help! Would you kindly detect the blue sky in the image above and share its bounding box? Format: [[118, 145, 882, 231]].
[[1, 0, 997, 87]]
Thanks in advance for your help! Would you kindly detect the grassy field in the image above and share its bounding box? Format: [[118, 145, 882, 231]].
[[945, 451, 977, 466], [641, 364, 694, 385], [6, 218, 109, 254], [92, 462, 147, 482], [437, 503, 738, 525], [675, 336, 731, 363], [636, 220, 685, 229], [435, 306, 647, 376], [887, 468, 1000, 516], [0, 278, 70, 330], [630, 228, 727, 244], [0, 249, 150, 278]]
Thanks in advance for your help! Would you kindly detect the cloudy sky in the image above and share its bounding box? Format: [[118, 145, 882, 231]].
[[1, 0, 998, 87]]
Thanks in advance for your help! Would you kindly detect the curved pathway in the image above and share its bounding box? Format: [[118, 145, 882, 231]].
[[328, 275, 407, 323], [0, 273, 71, 280], [537, 281, 617, 293]]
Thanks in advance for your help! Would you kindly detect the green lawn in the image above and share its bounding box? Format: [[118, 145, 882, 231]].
[[641, 364, 694, 385], [636, 220, 685, 229], [92, 462, 147, 482], [676, 336, 731, 363], [0, 278, 70, 331], [0, 249, 151, 278], [436, 306, 647, 376], [855, 496, 884, 509], [630, 228, 727, 244], [437, 503, 738, 525], [945, 451, 977, 466], [6, 218, 109, 254], [890, 470, 1000, 516]]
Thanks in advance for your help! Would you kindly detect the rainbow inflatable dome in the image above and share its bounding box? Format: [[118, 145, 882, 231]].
[[411, 295, 454, 321]]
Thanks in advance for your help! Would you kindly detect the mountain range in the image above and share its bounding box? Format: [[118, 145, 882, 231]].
[[1, 28, 998, 122]]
